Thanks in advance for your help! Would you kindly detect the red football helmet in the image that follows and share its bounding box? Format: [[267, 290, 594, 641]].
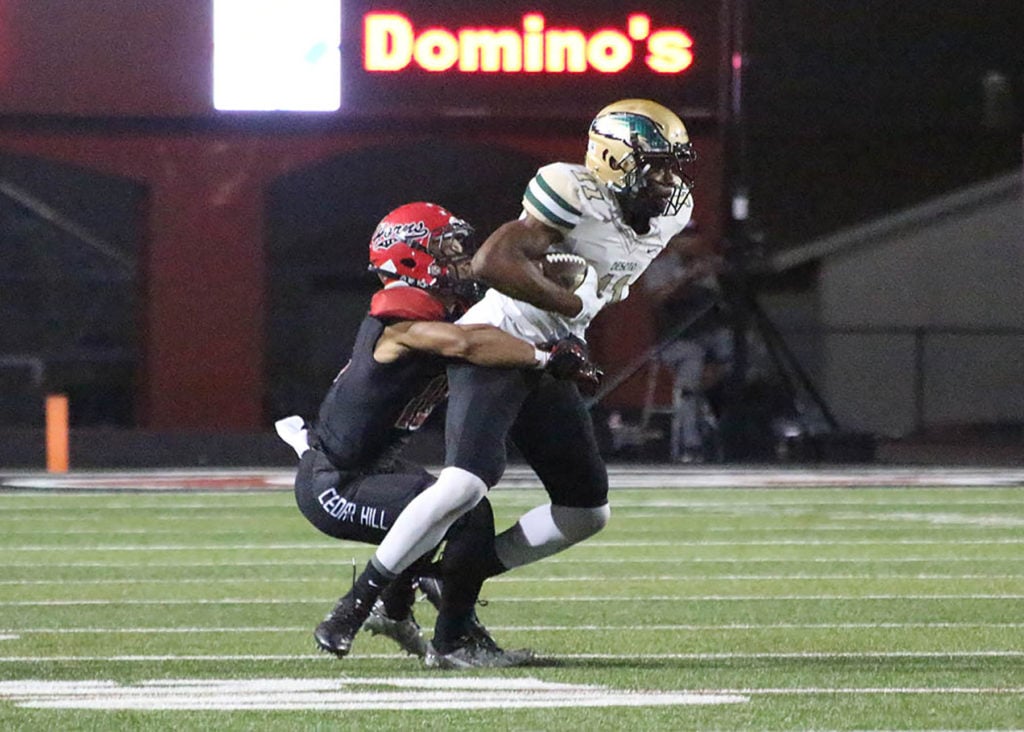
[[368, 202, 475, 292]]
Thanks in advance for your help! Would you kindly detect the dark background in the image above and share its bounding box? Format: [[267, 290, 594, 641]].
[[1, 0, 1019, 247], [742, 0, 1023, 247], [0, 0, 1020, 452]]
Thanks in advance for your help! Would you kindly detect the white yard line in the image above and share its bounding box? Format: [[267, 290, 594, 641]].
[[731, 686, 1024, 695], [4, 622, 1024, 634], [2, 593, 1023, 607], [2, 556, 1020, 569], [0, 677, 747, 710], [1, 573, 1021, 586], [3, 496, 1023, 509], [4, 464, 1024, 490], [3, 538, 1024, 552], [5, 521, 1024, 533], [1, 677, 1022, 713], [0, 651, 1022, 663]]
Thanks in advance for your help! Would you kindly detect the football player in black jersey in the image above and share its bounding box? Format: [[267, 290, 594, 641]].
[[277, 202, 594, 663]]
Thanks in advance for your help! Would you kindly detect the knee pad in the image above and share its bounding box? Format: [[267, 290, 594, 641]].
[[550, 503, 610, 543], [434, 466, 488, 518]]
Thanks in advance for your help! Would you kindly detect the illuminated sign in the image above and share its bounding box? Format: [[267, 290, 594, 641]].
[[342, 0, 725, 120], [0, 0, 725, 121], [213, 0, 341, 112], [363, 13, 694, 75]]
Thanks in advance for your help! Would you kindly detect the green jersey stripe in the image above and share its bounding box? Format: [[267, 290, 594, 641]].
[[534, 173, 582, 218], [524, 187, 576, 230]]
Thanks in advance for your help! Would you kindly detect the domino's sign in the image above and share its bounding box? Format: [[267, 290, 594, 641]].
[[363, 13, 693, 75], [213, 0, 725, 119]]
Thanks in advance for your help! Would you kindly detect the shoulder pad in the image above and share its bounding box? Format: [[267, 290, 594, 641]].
[[370, 287, 447, 322], [523, 163, 598, 233]]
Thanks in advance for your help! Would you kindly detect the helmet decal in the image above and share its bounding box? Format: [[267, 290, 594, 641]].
[[371, 220, 430, 250], [592, 112, 673, 154], [585, 99, 696, 216], [367, 202, 477, 295]]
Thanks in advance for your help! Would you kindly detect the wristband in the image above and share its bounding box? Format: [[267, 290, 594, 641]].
[[533, 348, 551, 369]]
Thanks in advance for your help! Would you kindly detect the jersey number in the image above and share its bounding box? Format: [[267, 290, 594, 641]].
[[597, 274, 630, 304], [394, 374, 448, 431]]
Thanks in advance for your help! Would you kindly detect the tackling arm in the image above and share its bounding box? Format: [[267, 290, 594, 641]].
[[471, 215, 583, 318], [375, 321, 541, 368]]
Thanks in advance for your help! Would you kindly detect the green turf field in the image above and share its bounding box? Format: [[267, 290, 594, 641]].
[[1, 482, 1023, 730]]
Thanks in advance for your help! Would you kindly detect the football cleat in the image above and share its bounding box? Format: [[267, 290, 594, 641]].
[[465, 611, 506, 653], [424, 637, 536, 670], [363, 599, 428, 657], [313, 594, 371, 658], [412, 576, 512, 654], [413, 575, 443, 610]]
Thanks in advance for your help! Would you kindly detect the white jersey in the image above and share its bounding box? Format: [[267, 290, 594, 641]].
[[459, 162, 693, 344]]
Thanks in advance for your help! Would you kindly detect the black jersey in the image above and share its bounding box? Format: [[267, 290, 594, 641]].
[[313, 315, 447, 471]]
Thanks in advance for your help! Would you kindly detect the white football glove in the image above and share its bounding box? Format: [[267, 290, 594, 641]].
[[568, 265, 604, 336]]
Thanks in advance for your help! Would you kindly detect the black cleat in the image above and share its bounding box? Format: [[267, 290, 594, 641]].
[[424, 636, 535, 669], [413, 575, 443, 610], [363, 599, 428, 657], [466, 611, 502, 652], [314, 595, 371, 658], [413, 576, 509, 654]]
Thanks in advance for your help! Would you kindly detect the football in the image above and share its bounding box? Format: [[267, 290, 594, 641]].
[[540, 252, 588, 290]]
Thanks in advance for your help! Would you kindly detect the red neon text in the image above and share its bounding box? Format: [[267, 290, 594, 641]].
[[364, 13, 693, 74]]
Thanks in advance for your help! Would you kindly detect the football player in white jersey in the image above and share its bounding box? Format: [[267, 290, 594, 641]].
[[320, 100, 697, 668], [465, 99, 694, 345]]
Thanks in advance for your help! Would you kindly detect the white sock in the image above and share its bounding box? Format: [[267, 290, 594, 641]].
[[373, 467, 487, 574], [274, 415, 309, 458], [494, 503, 610, 571]]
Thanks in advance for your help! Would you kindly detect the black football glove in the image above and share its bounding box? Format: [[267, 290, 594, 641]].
[[545, 335, 603, 394]]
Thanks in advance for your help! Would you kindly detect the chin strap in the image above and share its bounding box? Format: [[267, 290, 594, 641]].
[[370, 285, 448, 322]]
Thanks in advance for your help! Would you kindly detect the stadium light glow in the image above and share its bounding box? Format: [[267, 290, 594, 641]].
[[212, 0, 341, 112]]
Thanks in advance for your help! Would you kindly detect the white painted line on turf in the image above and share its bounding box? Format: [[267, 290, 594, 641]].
[[10, 522, 1024, 533], [586, 539, 1024, 546], [2, 572, 1021, 586], [0, 651, 1021, 663], [5, 622, 1024, 635], [0, 677, 747, 710], [563, 651, 1024, 660], [0, 635, 18, 641], [4, 465, 1024, 490], [0, 543, 339, 552], [3, 593, 1024, 607], [724, 687, 1024, 696], [4, 498, 1023, 511], [2, 556, 1019, 569], [831, 511, 1024, 528], [1, 678, 1021, 711], [4, 537, 1024, 551]]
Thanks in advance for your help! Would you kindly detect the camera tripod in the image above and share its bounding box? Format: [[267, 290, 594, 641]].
[[588, 269, 845, 462]]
